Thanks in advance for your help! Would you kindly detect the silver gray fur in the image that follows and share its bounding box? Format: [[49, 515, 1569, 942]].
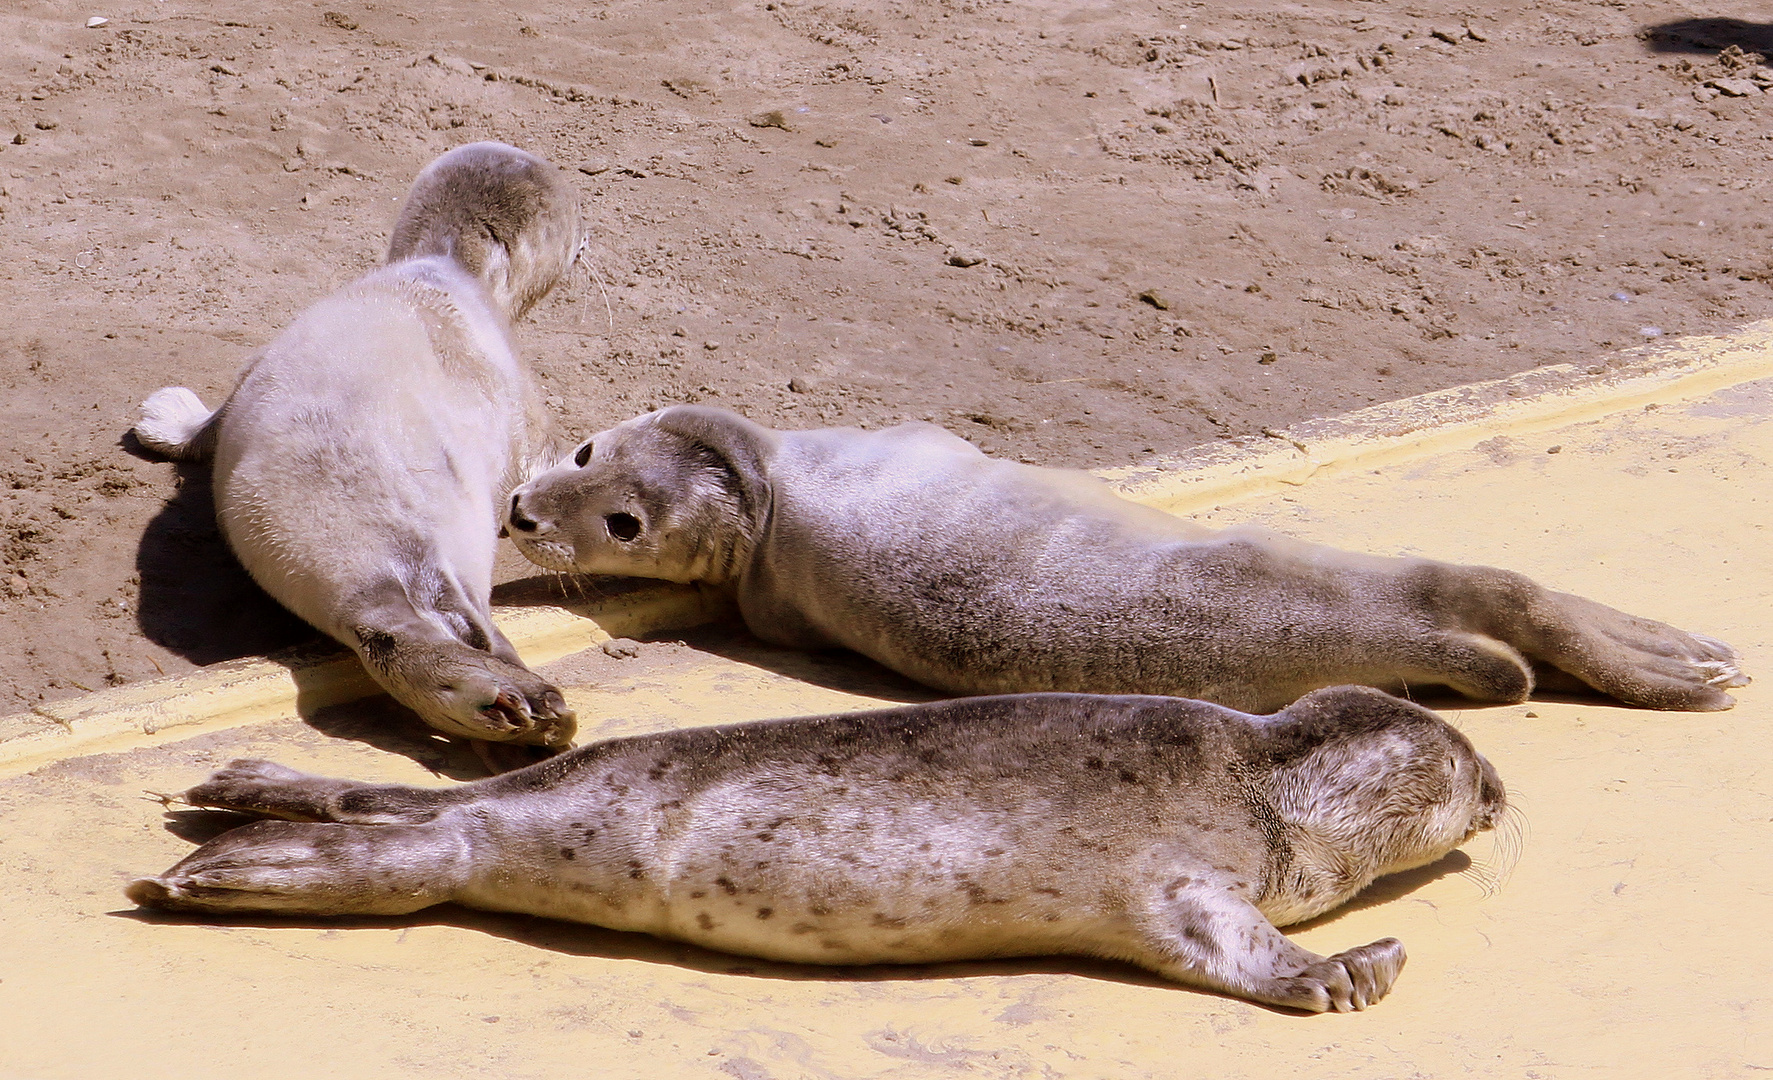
[[129, 686, 1504, 1012], [506, 405, 1746, 713], [132, 143, 581, 750]]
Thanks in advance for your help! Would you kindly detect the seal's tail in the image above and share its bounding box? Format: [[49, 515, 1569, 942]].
[[134, 386, 220, 462]]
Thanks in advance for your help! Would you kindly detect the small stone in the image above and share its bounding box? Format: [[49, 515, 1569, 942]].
[[968, 138, 989, 146], [1524, 711, 1538, 718], [1546, 445, 1562, 454], [814, 138, 836, 147], [86, 16, 108, 28], [703, 340, 720, 350], [1258, 352, 1278, 364], [601, 638, 641, 659], [1639, 326, 1663, 337], [432, 54, 476, 77], [11, 132, 25, 145], [322, 10, 358, 30], [748, 110, 791, 130], [1709, 78, 1759, 97], [1430, 27, 1464, 45], [1464, 25, 1487, 42], [210, 62, 242, 76], [788, 375, 817, 393], [946, 250, 985, 267], [944, 176, 964, 185], [1137, 288, 1172, 310], [34, 119, 57, 130]]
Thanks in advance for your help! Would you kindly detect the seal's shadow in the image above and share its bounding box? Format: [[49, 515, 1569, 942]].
[[125, 436, 314, 664], [114, 901, 1179, 994], [497, 571, 944, 704], [1639, 18, 1773, 55], [1284, 850, 1473, 933], [119, 840, 1465, 1012], [666, 621, 946, 705]]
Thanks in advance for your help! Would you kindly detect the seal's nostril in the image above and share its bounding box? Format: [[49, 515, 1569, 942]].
[[509, 493, 539, 533]]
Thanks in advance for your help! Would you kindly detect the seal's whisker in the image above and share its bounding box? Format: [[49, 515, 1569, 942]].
[[1464, 802, 1526, 896], [1458, 861, 1499, 897], [574, 238, 615, 331]]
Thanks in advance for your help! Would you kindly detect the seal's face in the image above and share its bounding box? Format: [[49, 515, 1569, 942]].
[[506, 411, 750, 584], [1256, 686, 1507, 923]]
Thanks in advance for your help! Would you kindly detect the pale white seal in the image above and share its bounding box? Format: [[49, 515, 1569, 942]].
[[129, 686, 1506, 1012], [505, 405, 1746, 713], [132, 142, 581, 749]]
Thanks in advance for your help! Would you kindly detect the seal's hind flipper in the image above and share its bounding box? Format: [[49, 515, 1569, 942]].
[[183, 759, 463, 824], [127, 818, 466, 916], [134, 386, 220, 462]]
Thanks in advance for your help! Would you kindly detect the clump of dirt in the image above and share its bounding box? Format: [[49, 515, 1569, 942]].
[[3, 0, 1772, 711]]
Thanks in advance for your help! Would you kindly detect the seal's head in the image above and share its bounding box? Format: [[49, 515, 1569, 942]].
[[505, 406, 770, 585], [386, 141, 580, 320], [1257, 686, 1507, 924]]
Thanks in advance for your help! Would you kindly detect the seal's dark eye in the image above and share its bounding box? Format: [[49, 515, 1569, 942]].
[[573, 441, 594, 468], [605, 512, 641, 541]]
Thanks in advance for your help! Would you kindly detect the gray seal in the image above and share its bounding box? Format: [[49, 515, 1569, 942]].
[[128, 685, 1505, 1012], [502, 405, 1747, 713], [132, 142, 581, 750]]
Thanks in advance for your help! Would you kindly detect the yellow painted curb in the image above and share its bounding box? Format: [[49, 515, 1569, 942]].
[[4, 321, 1770, 773], [0, 582, 732, 777], [1103, 318, 1773, 513]]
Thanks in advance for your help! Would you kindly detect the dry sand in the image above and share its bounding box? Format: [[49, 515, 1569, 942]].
[[4, 3, 1773, 729]]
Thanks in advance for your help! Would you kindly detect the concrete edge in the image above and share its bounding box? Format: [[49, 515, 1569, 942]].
[[1101, 318, 1773, 513], [5, 321, 1771, 774], [0, 583, 733, 778]]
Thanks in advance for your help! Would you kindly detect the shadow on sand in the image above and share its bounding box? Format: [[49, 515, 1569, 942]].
[[1639, 18, 1773, 56], [115, 847, 1467, 1014], [125, 433, 314, 665]]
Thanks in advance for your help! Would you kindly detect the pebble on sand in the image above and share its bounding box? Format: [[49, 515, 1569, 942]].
[[1708, 78, 1760, 98]]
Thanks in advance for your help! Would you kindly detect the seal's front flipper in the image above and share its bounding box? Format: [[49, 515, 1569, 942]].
[[1131, 883, 1406, 1012], [127, 819, 469, 917], [348, 607, 578, 752], [183, 759, 465, 824]]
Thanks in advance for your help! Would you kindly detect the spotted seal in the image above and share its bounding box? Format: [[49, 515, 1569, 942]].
[[132, 142, 581, 750], [128, 686, 1505, 1012], [504, 405, 1745, 713]]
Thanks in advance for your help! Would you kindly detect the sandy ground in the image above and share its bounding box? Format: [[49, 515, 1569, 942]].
[[2, 370, 1766, 1079], [4, 1, 1773, 714]]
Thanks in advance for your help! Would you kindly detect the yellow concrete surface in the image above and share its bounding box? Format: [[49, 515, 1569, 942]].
[[2, 361, 1770, 1077]]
